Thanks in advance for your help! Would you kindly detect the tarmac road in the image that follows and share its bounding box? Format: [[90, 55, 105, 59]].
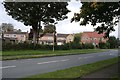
[[2, 50, 118, 78]]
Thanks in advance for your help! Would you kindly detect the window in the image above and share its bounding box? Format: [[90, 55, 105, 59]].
[[6, 35, 9, 36], [21, 35, 24, 37], [48, 37, 53, 40]]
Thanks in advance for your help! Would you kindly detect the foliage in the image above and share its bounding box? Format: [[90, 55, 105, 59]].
[[71, 2, 120, 37], [2, 42, 95, 51], [69, 42, 82, 49], [2, 42, 51, 51], [107, 36, 120, 48], [99, 42, 110, 49], [3, 1, 70, 45], [82, 43, 94, 49], [105, 42, 110, 49], [1, 23, 14, 32], [73, 33, 82, 43], [44, 24, 57, 45], [44, 24, 56, 33]]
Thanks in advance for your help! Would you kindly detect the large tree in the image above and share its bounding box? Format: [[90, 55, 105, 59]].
[[107, 36, 119, 48], [3, 1, 70, 46], [71, 2, 120, 37]]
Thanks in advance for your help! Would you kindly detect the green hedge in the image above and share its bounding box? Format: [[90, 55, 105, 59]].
[[99, 42, 110, 49], [2, 42, 95, 51]]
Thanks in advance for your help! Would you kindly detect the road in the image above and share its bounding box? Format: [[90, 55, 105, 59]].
[[2, 50, 118, 78]]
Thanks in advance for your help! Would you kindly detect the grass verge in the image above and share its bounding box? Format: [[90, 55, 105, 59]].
[[111, 74, 120, 80], [21, 57, 119, 79], [2, 49, 108, 60]]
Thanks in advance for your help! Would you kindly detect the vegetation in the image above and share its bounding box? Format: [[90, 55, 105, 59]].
[[107, 36, 120, 49], [71, 2, 119, 37], [22, 57, 118, 79], [2, 41, 95, 51], [2, 49, 107, 60], [111, 74, 120, 80], [3, 2, 70, 46], [99, 42, 110, 49], [98, 36, 120, 49]]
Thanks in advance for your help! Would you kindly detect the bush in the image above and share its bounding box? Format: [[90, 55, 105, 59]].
[[82, 43, 94, 49], [99, 42, 110, 49], [68, 42, 82, 49], [2, 42, 95, 51]]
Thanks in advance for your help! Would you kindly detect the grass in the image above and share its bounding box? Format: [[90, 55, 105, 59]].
[[2, 49, 108, 60], [111, 74, 120, 80], [21, 57, 119, 79]]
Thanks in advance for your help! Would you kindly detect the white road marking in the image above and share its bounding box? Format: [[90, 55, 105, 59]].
[[0, 66, 16, 69], [84, 56, 94, 59], [79, 56, 94, 59], [78, 57, 82, 59], [38, 59, 69, 65], [27, 59, 32, 60], [98, 54, 105, 56], [11, 60, 17, 61]]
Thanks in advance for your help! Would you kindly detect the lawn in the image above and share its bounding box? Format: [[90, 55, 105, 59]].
[[2, 49, 108, 60], [21, 57, 119, 79]]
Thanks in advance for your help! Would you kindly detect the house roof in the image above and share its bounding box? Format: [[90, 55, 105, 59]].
[[4, 32, 28, 34], [44, 33, 69, 38], [82, 32, 105, 38], [39, 39, 65, 42]]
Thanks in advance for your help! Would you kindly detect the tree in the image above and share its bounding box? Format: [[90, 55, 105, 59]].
[[108, 36, 119, 48], [73, 33, 82, 44], [71, 2, 120, 37], [3, 1, 70, 47], [44, 24, 57, 51], [117, 38, 120, 47], [1, 23, 14, 32]]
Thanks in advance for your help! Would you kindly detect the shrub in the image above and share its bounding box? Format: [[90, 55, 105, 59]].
[[99, 42, 110, 49], [82, 43, 94, 49], [2, 42, 95, 51]]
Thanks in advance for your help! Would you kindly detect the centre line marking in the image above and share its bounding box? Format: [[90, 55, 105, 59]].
[[0, 66, 16, 69], [78, 57, 82, 59], [84, 56, 93, 59], [37, 59, 69, 65]]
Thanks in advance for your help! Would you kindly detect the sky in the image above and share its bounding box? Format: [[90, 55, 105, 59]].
[[0, 0, 119, 38]]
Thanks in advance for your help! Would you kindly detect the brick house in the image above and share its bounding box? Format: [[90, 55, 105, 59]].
[[4, 32, 29, 43], [39, 33, 74, 45], [81, 32, 108, 47]]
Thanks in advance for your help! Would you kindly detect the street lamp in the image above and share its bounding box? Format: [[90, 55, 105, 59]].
[[53, 22, 58, 52]]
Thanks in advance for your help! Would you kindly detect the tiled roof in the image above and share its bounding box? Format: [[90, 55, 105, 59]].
[[44, 33, 69, 38], [39, 39, 65, 42], [82, 32, 105, 38]]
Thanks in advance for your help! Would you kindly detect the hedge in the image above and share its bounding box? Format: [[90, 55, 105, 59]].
[[2, 42, 95, 51]]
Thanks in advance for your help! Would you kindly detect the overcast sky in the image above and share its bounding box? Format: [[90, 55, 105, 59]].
[[0, 0, 118, 38]]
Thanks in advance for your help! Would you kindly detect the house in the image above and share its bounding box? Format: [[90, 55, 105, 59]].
[[2, 37, 18, 43], [39, 33, 74, 45], [81, 32, 108, 47], [4, 32, 29, 43]]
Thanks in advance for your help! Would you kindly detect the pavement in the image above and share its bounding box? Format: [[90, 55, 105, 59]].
[[1, 50, 119, 78]]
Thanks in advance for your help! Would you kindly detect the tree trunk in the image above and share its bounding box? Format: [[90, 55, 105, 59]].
[[36, 21, 41, 44], [54, 32, 57, 45], [33, 30, 37, 49]]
